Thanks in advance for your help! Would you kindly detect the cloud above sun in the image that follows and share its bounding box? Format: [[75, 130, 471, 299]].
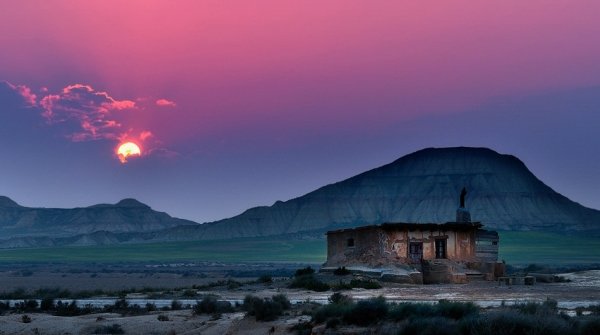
[[3, 80, 175, 163], [40, 84, 135, 141]]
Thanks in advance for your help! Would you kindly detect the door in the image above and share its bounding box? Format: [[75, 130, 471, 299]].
[[435, 239, 447, 259], [409, 242, 423, 263]]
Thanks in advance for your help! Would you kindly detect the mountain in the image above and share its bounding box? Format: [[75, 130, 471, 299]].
[[0, 198, 196, 239], [1, 147, 598, 248], [185, 147, 600, 239]]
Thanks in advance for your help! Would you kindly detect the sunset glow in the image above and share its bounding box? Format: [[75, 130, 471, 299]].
[[117, 142, 141, 163], [1, 1, 599, 222]]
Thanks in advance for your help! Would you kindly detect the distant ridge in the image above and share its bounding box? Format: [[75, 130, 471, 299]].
[[0, 147, 598, 248], [0, 198, 196, 239]]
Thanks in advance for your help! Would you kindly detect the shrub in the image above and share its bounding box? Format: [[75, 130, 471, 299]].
[[243, 295, 290, 321], [192, 295, 233, 314], [145, 303, 157, 312], [333, 267, 351, 276], [157, 315, 169, 321], [331, 281, 353, 291], [399, 316, 459, 335], [40, 297, 55, 311], [226, 279, 242, 290], [343, 296, 388, 326], [14, 299, 39, 312], [93, 324, 125, 334], [54, 300, 82, 316], [326, 317, 341, 329], [589, 304, 600, 315], [388, 302, 437, 321], [272, 294, 291, 310], [21, 315, 32, 323], [313, 303, 351, 324], [294, 267, 315, 277], [170, 300, 182, 310], [0, 301, 10, 314], [513, 299, 558, 316], [104, 299, 143, 316], [466, 310, 573, 335], [580, 317, 600, 335], [182, 289, 196, 297], [194, 296, 217, 314], [258, 275, 273, 283], [328, 292, 353, 305], [388, 301, 478, 321], [435, 300, 478, 320], [113, 298, 129, 311]]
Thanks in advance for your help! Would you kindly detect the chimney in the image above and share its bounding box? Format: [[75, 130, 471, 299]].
[[456, 187, 471, 222]]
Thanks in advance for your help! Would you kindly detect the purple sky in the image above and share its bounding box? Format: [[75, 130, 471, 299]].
[[1, 1, 599, 222]]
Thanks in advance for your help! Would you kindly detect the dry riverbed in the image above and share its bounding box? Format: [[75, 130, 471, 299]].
[[0, 264, 599, 334]]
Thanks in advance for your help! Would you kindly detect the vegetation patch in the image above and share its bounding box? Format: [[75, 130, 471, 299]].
[[333, 266, 351, 276], [243, 294, 291, 321], [193, 295, 234, 315], [308, 295, 600, 335]]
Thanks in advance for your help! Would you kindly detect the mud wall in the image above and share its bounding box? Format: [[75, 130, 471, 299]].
[[326, 226, 479, 267], [325, 227, 387, 267]]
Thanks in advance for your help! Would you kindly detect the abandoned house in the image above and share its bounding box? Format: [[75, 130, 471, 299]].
[[322, 188, 505, 284]]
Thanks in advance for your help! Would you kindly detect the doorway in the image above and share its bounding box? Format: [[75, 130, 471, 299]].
[[435, 239, 447, 259], [409, 242, 423, 263]]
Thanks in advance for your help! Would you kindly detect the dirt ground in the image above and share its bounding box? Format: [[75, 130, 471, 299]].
[[0, 263, 599, 334]]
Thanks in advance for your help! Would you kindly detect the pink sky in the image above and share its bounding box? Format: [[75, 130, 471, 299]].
[[1, 1, 600, 221]]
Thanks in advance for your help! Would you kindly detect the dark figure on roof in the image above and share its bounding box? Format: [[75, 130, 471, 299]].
[[460, 187, 467, 208]]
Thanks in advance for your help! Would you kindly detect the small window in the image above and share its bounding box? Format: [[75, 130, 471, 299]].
[[347, 238, 355, 247], [435, 239, 447, 259], [492, 241, 498, 246]]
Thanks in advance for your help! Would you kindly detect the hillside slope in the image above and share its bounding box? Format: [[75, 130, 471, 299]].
[[189, 147, 599, 239]]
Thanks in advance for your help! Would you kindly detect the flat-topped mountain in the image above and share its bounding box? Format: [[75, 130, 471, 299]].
[[188, 147, 599, 240], [0, 197, 196, 239]]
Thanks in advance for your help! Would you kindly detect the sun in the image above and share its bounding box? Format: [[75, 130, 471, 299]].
[[117, 142, 142, 163]]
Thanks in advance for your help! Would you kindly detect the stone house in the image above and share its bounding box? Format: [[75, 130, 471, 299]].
[[322, 189, 504, 284]]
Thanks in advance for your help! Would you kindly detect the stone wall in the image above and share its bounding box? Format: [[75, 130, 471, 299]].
[[325, 224, 479, 267]]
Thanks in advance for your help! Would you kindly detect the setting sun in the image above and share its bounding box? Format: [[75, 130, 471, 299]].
[[117, 142, 141, 163]]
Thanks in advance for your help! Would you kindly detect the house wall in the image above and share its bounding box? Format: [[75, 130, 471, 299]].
[[326, 226, 478, 267], [382, 228, 476, 261], [325, 227, 387, 267]]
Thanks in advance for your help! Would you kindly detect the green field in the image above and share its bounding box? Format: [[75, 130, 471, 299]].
[[498, 231, 600, 265], [0, 238, 327, 263], [0, 231, 597, 265]]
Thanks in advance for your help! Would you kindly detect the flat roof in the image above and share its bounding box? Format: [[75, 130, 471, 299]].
[[326, 221, 483, 234]]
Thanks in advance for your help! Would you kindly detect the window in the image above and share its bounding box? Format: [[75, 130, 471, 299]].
[[347, 238, 355, 247], [435, 239, 447, 259]]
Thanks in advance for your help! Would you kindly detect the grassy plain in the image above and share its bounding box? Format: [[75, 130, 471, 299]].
[[498, 231, 600, 265], [0, 238, 327, 263], [0, 231, 597, 265]]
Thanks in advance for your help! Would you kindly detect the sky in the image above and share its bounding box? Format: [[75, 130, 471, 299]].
[[1, 1, 599, 222]]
